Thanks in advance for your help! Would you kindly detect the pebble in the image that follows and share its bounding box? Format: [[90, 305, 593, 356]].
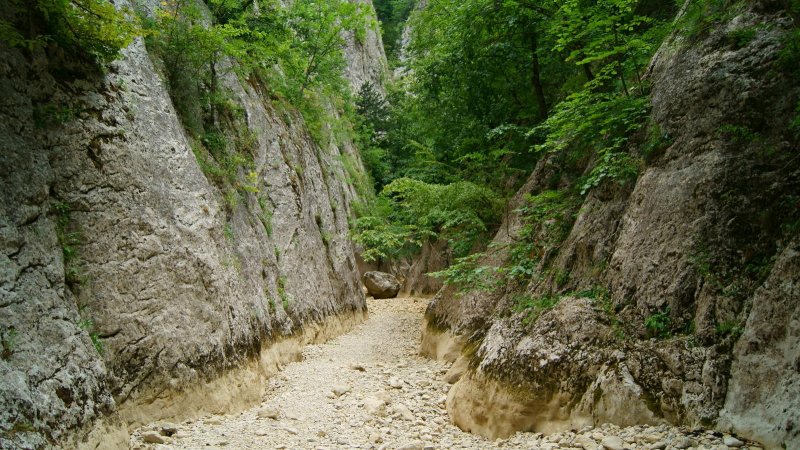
[[160, 422, 179, 436], [257, 407, 280, 419], [130, 298, 766, 450], [672, 436, 693, 449], [142, 432, 166, 444], [364, 396, 387, 416], [723, 436, 745, 447], [332, 384, 350, 397], [601, 435, 624, 450]]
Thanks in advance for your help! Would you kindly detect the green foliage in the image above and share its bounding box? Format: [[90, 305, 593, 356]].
[[258, 196, 273, 237], [506, 190, 580, 280], [78, 319, 104, 354], [1, 0, 139, 65], [717, 124, 761, 145], [33, 102, 78, 128], [640, 122, 673, 161], [223, 224, 235, 242], [645, 307, 672, 339], [580, 151, 640, 195], [778, 26, 800, 72], [355, 82, 392, 188], [52, 201, 86, 286], [727, 26, 758, 49], [676, 0, 738, 40], [352, 178, 503, 262], [280, 0, 371, 99], [277, 275, 292, 310], [715, 321, 744, 338], [513, 294, 561, 325], [535, 91, 650, 195], [1, 328, 18, 360], [372, 0, 415, 62], [429, 253, 499, 293]]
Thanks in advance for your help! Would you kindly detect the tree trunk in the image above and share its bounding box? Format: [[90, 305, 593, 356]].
[[530, 30, 548, 120], [582, 64, 594, 82]]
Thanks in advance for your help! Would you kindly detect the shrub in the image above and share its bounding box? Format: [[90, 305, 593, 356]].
[[645, 308, 671, 339]]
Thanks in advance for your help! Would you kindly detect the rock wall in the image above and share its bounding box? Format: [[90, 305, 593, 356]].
[[422, 4, 799, 449], [0, 1, 387, 448], [344, 0, 389, 91]]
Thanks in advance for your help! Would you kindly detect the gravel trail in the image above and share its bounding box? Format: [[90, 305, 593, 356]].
[[132, 297, 756, 450]]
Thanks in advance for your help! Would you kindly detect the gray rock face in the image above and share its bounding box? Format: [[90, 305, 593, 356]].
[[0, 1, 386, 448], [343, 0, 388, 92], [718, 236, 800, 449], [363, 271, 401, 299], [423, 5, 799, 449]]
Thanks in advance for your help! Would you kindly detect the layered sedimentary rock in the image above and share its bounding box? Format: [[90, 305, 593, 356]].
[[422, 4, 799, 449]]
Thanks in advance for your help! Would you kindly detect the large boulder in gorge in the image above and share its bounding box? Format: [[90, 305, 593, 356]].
[[363, 271, 401, 299]]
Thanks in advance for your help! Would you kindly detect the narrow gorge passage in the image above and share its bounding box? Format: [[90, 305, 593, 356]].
[[131, 298, 751, 450], [130, 296, 497, 449]]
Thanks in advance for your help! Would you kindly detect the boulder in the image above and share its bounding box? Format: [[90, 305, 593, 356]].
[[362, 271, 401, 299]]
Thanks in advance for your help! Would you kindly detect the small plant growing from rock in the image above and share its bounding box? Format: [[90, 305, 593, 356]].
[[277, 276, 293, 310], [715, 321, 744, 338], [78, 319, 104, 355], [513, 294, 560, 325], [1, 328, 18, 360], [645, 308, 672, 339]]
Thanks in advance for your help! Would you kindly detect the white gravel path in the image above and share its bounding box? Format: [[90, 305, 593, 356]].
[[131, 297, 758, 450]]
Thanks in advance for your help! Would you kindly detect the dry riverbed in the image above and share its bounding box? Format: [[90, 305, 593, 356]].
[[131, 297, 758, 450]]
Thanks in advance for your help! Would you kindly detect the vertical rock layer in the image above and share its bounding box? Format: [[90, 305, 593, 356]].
[[0, 1, 388, 448]]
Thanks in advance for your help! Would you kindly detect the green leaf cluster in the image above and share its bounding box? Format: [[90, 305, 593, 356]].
[[429, 253, 500, 293], [351, 178, 503, 262], [372, 0, 415, 63], [1, 0, 139, 65]]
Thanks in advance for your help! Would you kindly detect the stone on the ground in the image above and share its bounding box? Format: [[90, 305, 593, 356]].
[[257, 406, 281, 419], [332, 384, 351, 397], [364, 396, 387, 416], [160, 422, 179, 436], [388, 377, 404, 389], [573, 435, 597, 449], [601, 435, 624, 450], [362, 272, 401, 299], [672, 436, 693, 449], [649, 441, 666, 450], [723, 436, 744, 447], [142, 432, 166, 444], [393, 403, 415, 421], [397, 441, 425, 450]]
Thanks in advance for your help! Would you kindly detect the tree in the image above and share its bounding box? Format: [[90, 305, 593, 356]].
[[0, 0, 138, 65], [284, 0, 371, 99]]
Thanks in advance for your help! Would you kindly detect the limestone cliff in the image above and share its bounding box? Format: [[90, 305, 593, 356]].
[[0, 1, 387, 448], [422, 3, 799, 449]]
